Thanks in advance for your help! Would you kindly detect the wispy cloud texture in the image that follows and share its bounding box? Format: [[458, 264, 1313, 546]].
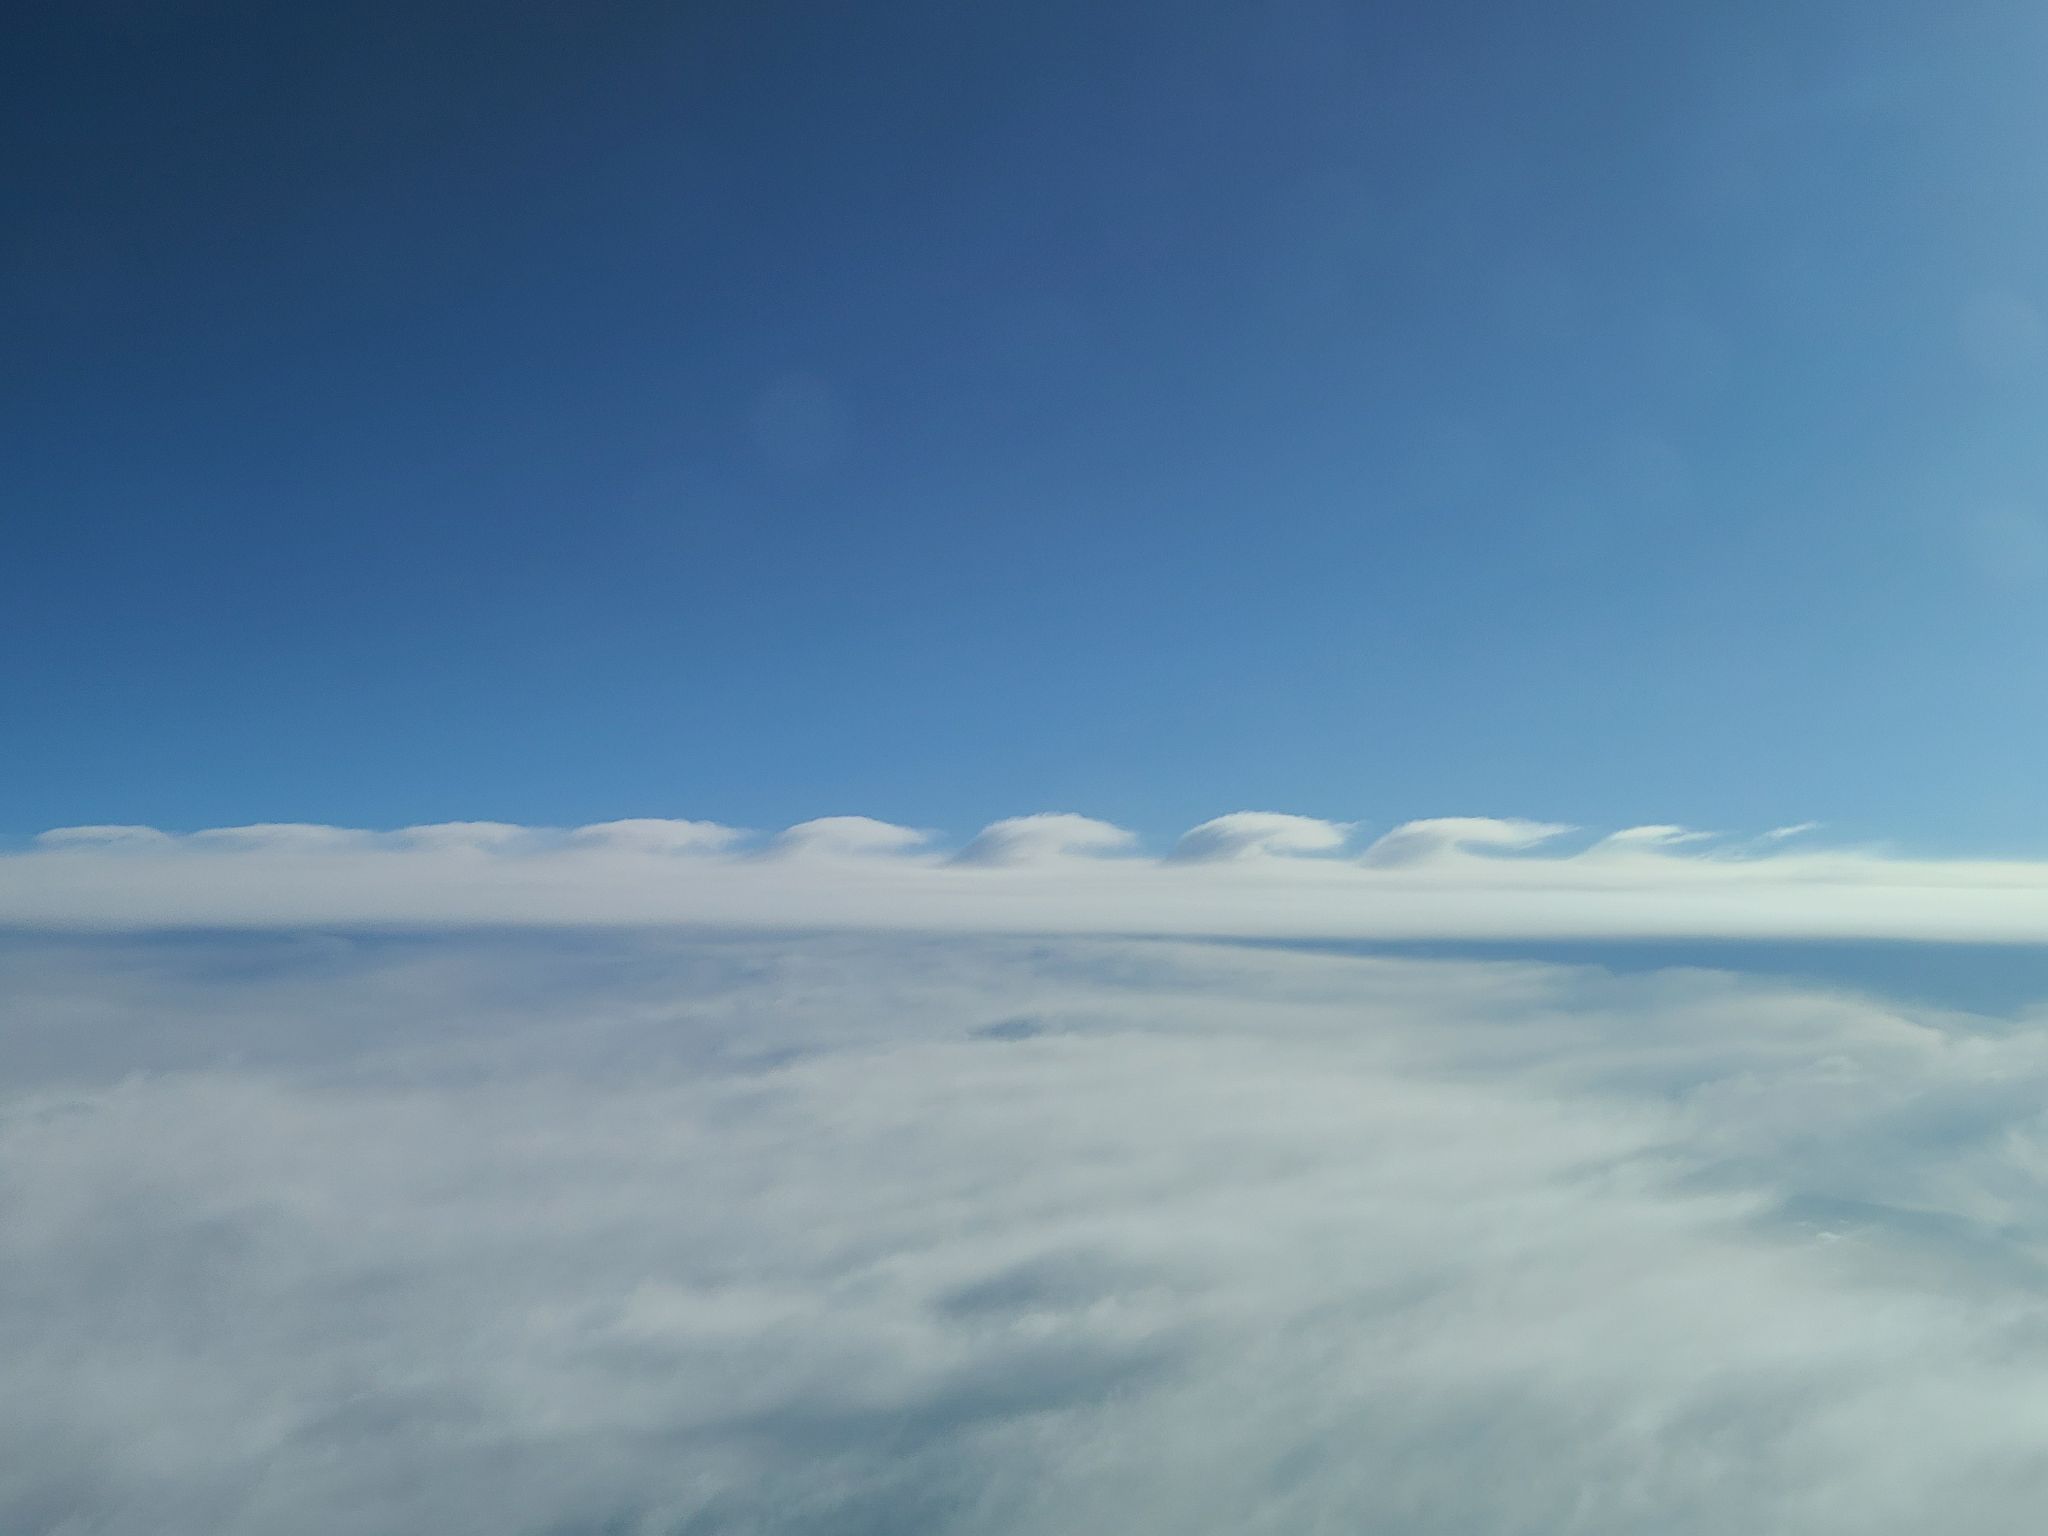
[[1170, 811, 1354, 861], [11, 813, 2048, 940], [954, 813, 1137, 865], [8, 931, 2048, 1532]]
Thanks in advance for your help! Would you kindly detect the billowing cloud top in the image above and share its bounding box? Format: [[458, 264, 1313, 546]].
[[11, 811, 2048, 941]]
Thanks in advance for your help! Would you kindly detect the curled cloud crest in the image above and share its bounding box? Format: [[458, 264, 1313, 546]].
[[954, 813, 1138, 866], [771, 816, 930, 858], [1171, 812, 1352, 862], [1595, 824, 1717, 852], [1361, 816, 1573, 867], [1763, 821, 1821, 841], [15, 811, 2048, 941]]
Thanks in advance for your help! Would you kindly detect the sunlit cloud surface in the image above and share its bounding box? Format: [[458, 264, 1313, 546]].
[[11, 812, 2048, 940], [9, 931, 2048, 1532]]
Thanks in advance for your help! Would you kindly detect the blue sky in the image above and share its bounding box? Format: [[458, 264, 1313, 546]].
[[20, 14, 2048, 1528], [10, 2, 2048, 848]]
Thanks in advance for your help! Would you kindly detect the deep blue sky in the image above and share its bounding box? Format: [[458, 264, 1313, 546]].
[[9, 1, 2048, 847]]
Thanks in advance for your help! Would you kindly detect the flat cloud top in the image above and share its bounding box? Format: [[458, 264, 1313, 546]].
[[9, 930, 2048, 1533], [11, 811, 2048, 940]]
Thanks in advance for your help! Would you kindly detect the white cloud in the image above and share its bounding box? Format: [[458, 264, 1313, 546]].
[[1359, 815, 1574, 865], [186, 822, 370, 850], [8, 931, 2048, 1533], [1595, 823, 1717, 850], [570, 818, 746, 854], [771, 815, 930, 857], [1170, 812, 1352, 861], [396, 821, 532, 850], [11, 811, 2048, 941], [1763, 821, 1821, 841], [954, 813, 1138, 866], [33, 824, 172, 848]]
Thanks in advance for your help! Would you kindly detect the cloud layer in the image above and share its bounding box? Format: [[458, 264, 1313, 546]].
[[9, 931, 2048, 1533], [9, 812, 2048, 940]]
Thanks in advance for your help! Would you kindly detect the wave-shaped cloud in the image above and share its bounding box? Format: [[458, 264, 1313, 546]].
[[1360, 815, 1574, 865], [1169, 811, 1353, 861], [10, 810, 2048, 940], [1595, 823, 1717, 850], [770, 815, 931, 857], [954, 812, 1138, 865], [187, 822, 372, 850], [31, 824, 175, 848]]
